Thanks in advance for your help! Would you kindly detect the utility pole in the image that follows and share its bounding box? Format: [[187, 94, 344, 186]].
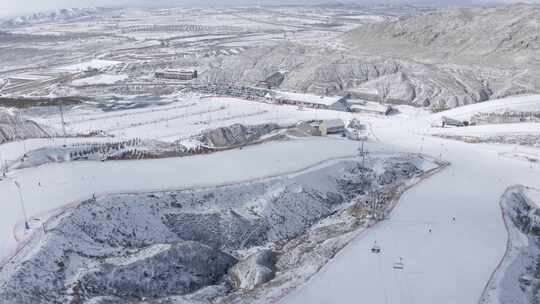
[[0, 151, 3, 177], [14, 181, 29, 230], [17, 111, 27, 155], [59, 101, 67, 137], [359, 141, 368, 168]]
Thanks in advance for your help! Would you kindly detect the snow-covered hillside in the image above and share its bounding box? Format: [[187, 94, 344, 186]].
[[0, 143, 435, 303], [0, 109, 57, 144], [2, 8, 105, 27]]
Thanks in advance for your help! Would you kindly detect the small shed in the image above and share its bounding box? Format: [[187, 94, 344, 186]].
[[319, 119, 345, 136]]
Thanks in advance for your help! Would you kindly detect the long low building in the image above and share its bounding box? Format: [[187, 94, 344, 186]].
[[155, 69, 198, 81], [272, 90, 351, 112]]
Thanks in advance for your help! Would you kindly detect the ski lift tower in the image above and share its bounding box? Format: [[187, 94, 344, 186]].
[[54, 87, 69, 146], [14, 181, 30, 230], [358, 141, 369, 168], [59, 101, 67, 138], [16, 111, 28, 156]]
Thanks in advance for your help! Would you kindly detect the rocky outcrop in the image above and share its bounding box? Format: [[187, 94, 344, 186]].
[[198, 123, 280, 148], [229, 250, 276, 290], [480, 186, 540, 304], [81, 242, 236, 300]]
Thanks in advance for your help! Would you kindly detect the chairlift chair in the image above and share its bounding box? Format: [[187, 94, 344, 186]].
[[392, 257, 404, 270], [371, 241, 381, 254]]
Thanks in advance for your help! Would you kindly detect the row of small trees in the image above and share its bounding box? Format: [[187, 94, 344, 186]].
[[69, 138, 144, 159]]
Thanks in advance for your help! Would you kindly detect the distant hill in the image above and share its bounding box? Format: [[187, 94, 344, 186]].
[[344, 4, 540, 68], [2, 7, 106, 27]]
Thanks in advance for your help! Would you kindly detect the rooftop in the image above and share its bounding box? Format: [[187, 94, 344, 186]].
[[273, 90, 342, 106]]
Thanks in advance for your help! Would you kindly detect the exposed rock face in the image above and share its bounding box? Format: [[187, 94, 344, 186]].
[[0, 110, 56, 144], [229, 250, 276, 290], [81, 242, 236, 299], [198, 123, 280, 148], [481, 186, 540, 304], [377, 160, 422, 185]]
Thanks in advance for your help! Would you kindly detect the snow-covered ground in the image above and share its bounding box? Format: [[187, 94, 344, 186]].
[[430, 122, 540, 137], [71, 74, 128, 86], [282, 96, 540, 304], [55, 59, 122, 72], [0, 137, 363, 260], [431, 95, 540, 121], [1, 93, 540, 303], [33, 96, 365, 142]]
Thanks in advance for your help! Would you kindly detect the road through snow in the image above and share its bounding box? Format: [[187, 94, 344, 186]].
[[283, 113, 540, 304]]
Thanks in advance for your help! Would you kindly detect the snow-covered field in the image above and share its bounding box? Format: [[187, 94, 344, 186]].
[[33, 96, 365, 141], [432, 95, 540, 121]]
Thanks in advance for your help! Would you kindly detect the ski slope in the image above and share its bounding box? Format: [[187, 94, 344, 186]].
[[283, 96, 540, 304], [431, 94, 540, 121], [0, 137, 362, 260]]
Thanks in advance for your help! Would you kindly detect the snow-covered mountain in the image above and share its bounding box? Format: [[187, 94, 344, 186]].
[[2, 8, 104, 27], [344, 4, 540, 68], [199, 4, 540, 110]]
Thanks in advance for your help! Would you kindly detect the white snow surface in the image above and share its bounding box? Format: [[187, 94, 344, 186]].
[[273, 90, 342, 106], [282, 96, 540, 304], [71, 74, 128, 86], [1, 94, 540, 303], [431, 94, 540, 121], [55, 59, 122, 72], [430, 122, 540, 136]]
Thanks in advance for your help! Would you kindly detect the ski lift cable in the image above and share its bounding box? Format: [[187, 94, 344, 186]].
[[376, 243, 390, 304]]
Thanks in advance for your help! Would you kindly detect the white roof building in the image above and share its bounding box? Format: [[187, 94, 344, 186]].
[[273, 90, 342, 107]]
